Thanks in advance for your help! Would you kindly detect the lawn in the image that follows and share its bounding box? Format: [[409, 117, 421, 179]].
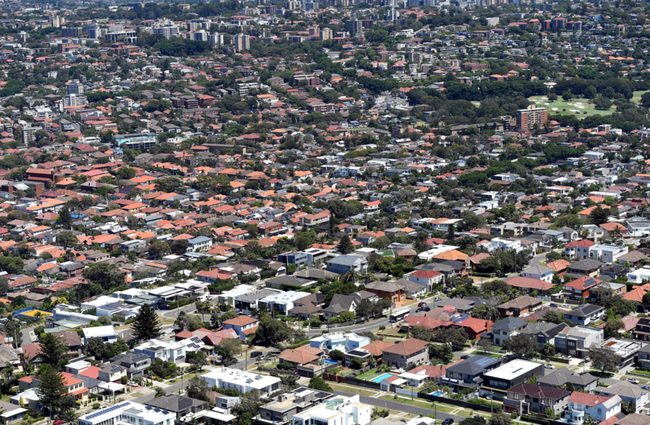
[[529, 95, 614, 117], [329, 383, 377, 396], [130, 392, 143, 397], [356, 369, 379, 380]]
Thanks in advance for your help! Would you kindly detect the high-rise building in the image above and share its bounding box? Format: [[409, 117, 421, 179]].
[[320, 27, 333, 40], [234, 34, 250, 52], [517, 106, 548, 131], [153, 23, 179, 39], [66, 80, 84, 95], [193, 30, 208, 41], [208, 33, 225, 47], [22, 127, 36, 145], [62, 94, 89, 110], [348, 19, 363, 34]]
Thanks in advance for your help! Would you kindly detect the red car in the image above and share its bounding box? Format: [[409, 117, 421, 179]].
[[53, 420, 65, 425]]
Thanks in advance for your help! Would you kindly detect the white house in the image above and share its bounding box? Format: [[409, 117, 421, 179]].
[[589, 245, 628, 263], [134, 339, 187, 364], [627, 265, 650, 284], [200, 368, 281, 395], [78, 401, 175, 425], [593, 382, 648, 413], [292, 395, 371, 425], [521, 264, 554, 283], [408, 270, 444, 291], [488, 238, 522, 253], [565, 393, 621, 424], [82, 326, 117, 345]]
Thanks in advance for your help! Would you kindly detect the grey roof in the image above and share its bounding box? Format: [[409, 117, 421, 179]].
[[595, 381, 648, 399], [110, 352, 153, 365], [144, 394, 207, 412], [327, 255, 363, 266], [538, 367, 597, 388], [566, 304, 604, 318], [365, 281, 406, 293], [519, 322, 568, 338], [445, 355, 501, 376], [523, 264, 553, 275], [568, 259, 603, 271], [491, 317, 527, 332], [324, 294, 356, 314]]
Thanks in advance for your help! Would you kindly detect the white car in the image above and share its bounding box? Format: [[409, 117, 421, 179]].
[[545, 364, 555, 369], [628, 378, 640, 384]]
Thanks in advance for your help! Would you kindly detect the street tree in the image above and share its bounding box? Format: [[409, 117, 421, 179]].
[[589, 346, 619, 371], [132, 303, 162, 341], [502, 334, 538, 359], [39, 333, 68, 369]]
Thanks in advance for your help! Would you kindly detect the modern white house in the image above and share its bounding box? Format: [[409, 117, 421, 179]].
[[77, 401, 175, 425], [627, 265, 650, 284], [292, 395, 371, 425], [310, 332, 371, 353], [589, 245, 628, 263], [186, 236, 213, 252], [82, 325, 117, 345], [217, 284, 255, 307], [134, 339, 187, 364], [488, 238, 522, 253], [565, 393, 621, 424], [200, 368, 281, 395], [258, 291, 306, 315], [521, 264, 554, 283]]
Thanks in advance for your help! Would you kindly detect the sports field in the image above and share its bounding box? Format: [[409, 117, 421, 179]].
[[527, 90, 648, 118]]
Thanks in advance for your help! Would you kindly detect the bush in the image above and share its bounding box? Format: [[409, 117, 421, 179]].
[[288, 340, 310, 349], [92, 403, 101, 409], [379, 326, 386, 330]]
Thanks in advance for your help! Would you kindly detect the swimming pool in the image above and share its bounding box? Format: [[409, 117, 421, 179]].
[[370, 373, 395, 383], [322, 359, 338, 365], [431, 391, 445, 396]]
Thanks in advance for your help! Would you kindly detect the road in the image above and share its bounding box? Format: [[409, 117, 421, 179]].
[[333, 389, 466, 422]]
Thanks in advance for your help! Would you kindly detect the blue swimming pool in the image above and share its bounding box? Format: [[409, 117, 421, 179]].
[[431, 391, 444, 396], [322, 359, 338, 365], [370, 373, 395, 383]]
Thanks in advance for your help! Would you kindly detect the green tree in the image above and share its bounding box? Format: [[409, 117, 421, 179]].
[[428, 343, 453, 364], [337, 235, 354, 254], [309, 377, 332, 392], [57, 231, 78, 249], [589, 206, 609, 225], [57, 206, 72, 229], [132, 303, 162, 341], [502, 334, 538, 359], [604, 318, 624, 338], [253, 316, 291, 347], [411, 326, 434, 341], [589, 346, 619, 371], [36, 366, 75, 419], [186, 376, 209, 401], [39, 333, 68, 369]]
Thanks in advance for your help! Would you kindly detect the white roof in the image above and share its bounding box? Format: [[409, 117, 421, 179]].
[[220, 284, 255, 298], [201, 411, 236, 422], [483, 359, 540, 380], [82, 325, 116, 339], [2, 408, 27, 417], [399, 372, 428, 381], [66, 360, 91, 370], [98, 382, 125, 392], [200, 368, 281, 390], [81, 296, 116, 309]]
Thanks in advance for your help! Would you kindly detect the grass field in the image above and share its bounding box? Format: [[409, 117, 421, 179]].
[[528, 90, 649, 118]]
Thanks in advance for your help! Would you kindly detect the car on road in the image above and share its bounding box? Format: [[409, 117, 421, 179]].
[[53, 421, 65, 425], [416, 306, 431, 312], [442, 419, 454, 425], [642, 386, 650, 390], [434, 297, 441, 301], [628, 378, 640, 384], [250, 351, 263, 358], [545, 364, 555, 369], [550, 303, 558, 307], [418, 302, 427, 307]]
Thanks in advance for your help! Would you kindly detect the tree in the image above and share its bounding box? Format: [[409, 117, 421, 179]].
[[589, 346, 619, 371], [37, 366, 75, 419], [542, 310, 565, 324], [594, 96, 612, 110], [589, 206, 609, 225], [502, 334, 538, 359], [4, 316, 22, 348], [253, 316, 291, 347], [87, 337, 106, 359], [429, 343, 453, 364], [309, 377, 332, 392], [434, 328, 470, 347], [215, 338, 241, 366], [170, 239, 189, 255], [330, 350, 345, 361], [460, 417, 487, 425], [488, 411, 512, 425], [39, 333, 68, 369], [472, 304, 500, 321], [411, 326, 434, 341], [0, 278, 9, 296], [584, 85, 597, 99], [187, 351, 208, 370], [149, 241, 170, 259], [604, 318, 624, 338], [57, 206, 72, 229], [57, 231, 78, 249], [539, 343, 556, 359], [337, 235, 354, 254], [174, 311, 189, 331], [132, 303, 162, 341], [186, 376, 209, 401]]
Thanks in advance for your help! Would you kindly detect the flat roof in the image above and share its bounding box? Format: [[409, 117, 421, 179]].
[[483, 359, 540, 380]]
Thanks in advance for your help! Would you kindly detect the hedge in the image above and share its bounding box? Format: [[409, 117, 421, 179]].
[[168, 298, 193, 309], [288, 339, 311, 349]]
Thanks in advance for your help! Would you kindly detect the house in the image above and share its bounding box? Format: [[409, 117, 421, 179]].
[[98, 363, 126, 382], [504, 276, 554, 293], [257, 388, 333, 425], [278, 345, 324, 367], [364, 281, 406, 307], [309, 332, 370, 353], [503, 384, 570, 416], [589, 245, 628, 263], [627, 265, 650, 284], [440, 355, 502, 392], [82, 325, 117, 345], [481, 359, 544, 401], [521, 265, 554, 283], [322, 294, 358, 320], [110, 353, 151, 378], [565, 239, 595, 259], [636, 344, 650, 368], [564, 304, 605, 326], [325, 255, 368, 275], [491, 317, 527, 346], [200, 368, 281, 395], [518, 321, 569, 347], [408, 270, 444, 291], [593, 381, 648, 413], [381, 339, 429, 369], [292, 395, 370, 425], [554, 326, 604, 358], [538, 367, 598, 391], [567, 259, 603, 277], [496, 296, 542, 318], [565, 392, 622, 424], [134, 339, 187, 364], [144, 394, 208, 420], [0, 400, 28, 425], [222, 315, 259, 340], [77, 401, 176, 425], [564, 276, 602, 300], [187, 236, 213, 252]]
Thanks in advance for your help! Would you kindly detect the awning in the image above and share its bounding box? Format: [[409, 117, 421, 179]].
[[98, 382, 125, 392], [201, 411, 236, 422], [2, 408, 27, 417], [391, 378, 407, 386]]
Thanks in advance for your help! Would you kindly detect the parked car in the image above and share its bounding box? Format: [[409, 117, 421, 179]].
[[641, 386, 650, 390], [550, 303, 558, 307], [250, 351, 263, 358], [628, 378, 640, 384], [53, 421, 65, 425], [545, 364, 555, 369], [442, 419, 454, 425], [418, 302, 426, 307], [434, 297, 441, 301]]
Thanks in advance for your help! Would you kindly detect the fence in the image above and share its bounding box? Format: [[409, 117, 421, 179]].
[[345, 377, 381, 390], [417, 393, 494, 413], [323, 373, 346, 383], [257, 367, 297, 376]]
